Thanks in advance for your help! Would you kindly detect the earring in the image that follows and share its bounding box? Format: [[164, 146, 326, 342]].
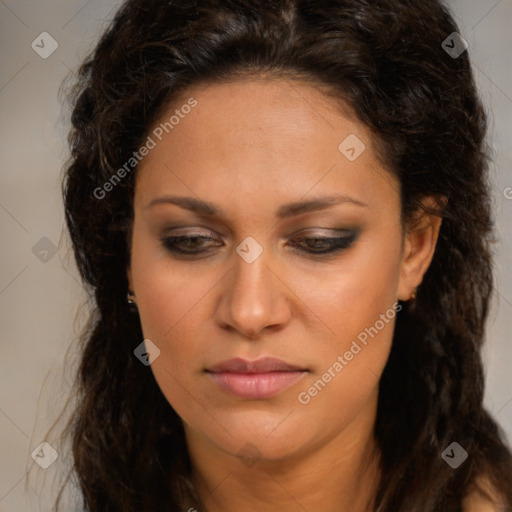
[[127, 291, 138, 312], [410, 289, 417, 301]]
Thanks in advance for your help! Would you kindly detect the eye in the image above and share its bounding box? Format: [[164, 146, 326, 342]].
[[290, 231, 359, 255], [160, 234, 223, 255], [160, 230, 359, 258]]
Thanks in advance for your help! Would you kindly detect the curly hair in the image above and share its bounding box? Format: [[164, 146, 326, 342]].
[[56, 0, 512, 510]]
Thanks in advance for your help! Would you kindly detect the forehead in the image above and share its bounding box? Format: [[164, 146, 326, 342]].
[[134, 78, 400, 218], [152, 77, 363, 158]]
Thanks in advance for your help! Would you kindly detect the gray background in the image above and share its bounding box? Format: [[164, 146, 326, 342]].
[[0, 1, 511, 510]]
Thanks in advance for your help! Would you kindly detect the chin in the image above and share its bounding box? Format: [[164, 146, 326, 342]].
[[194, 408, 322, 465]]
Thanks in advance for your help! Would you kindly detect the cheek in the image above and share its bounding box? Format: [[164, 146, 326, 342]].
[[292, 296, 399, 451], [135, 267, 209, 342], [292, 233, 402, 412], [131, 224, 206, 335], [296, 230, 403, 351], [131, 253, 214, 425], [129, 227, 217, 389]]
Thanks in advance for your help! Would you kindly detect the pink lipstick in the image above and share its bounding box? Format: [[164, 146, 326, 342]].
[[205, 357, 307, 399]]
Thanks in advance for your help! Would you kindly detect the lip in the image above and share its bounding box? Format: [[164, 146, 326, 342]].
[[205, 357, 308, 399], [206, 357, 305, 374]]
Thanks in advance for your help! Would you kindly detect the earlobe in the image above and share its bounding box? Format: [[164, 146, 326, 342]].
[[397, 204, 443, 302]]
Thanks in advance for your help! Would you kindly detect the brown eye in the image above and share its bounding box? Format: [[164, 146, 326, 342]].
[[291, 231, 359, 255], [161, 235, 223, 255]]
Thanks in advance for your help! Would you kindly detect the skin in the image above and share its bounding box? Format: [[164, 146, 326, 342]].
[[127, 77, 443, 512]]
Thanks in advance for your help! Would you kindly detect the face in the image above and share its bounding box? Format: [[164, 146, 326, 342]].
[[127, 78, 440, 465]]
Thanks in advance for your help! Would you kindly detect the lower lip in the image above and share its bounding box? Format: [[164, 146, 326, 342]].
[[207, 371, 307, 399]]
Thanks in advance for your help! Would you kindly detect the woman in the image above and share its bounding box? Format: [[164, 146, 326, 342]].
[[57, 0, 512, 510]]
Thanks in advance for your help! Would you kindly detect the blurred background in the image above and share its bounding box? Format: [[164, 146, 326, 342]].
[[0, 0, 511, 510]]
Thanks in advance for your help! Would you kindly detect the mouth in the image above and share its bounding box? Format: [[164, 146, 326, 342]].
[[205, 357, 308, 399]]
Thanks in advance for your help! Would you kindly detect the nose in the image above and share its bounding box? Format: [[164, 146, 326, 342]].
[[214, 247, 292, 339]]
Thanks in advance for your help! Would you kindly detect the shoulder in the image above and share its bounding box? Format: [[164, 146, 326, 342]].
[[462, 475, 508, 512]]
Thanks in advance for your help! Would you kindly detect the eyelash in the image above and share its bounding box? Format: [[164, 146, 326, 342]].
[[160, 232, 358, 257]]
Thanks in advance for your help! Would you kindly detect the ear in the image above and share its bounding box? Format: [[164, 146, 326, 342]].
[[397, 196, 445, 301]]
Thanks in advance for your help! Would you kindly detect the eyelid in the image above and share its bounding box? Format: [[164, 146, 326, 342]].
[[162, 226, 354, 238], [161, 226, 220, 237], [290, 227, 356, 237], [288, 230, 359, 254]]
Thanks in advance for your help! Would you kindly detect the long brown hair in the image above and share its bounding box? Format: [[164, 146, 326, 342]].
[[56, 0, 512, 510]]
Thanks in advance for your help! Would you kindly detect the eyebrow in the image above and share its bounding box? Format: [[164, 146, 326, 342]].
[[145, 194, 368, 218]]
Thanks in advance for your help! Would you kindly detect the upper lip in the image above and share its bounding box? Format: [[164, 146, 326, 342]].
[[206, 357, 306, 374]]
